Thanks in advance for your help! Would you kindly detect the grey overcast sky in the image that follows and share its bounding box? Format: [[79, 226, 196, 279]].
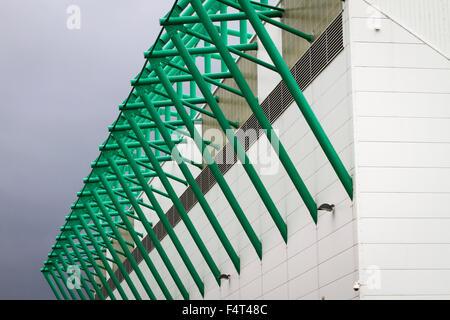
[[0, 0, 173, 299]]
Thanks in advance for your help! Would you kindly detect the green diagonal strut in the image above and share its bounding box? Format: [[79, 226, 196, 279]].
[[137, 79, 262, 259], [76, 208, 130, 300], [236, 0, 353, 199], [42, 270, 62, 300], [122, 107, 240, 274], [65, 226, 118, 300], [51, 259, 77, 300], [47, 267, 69, 300], [110, 130, 222, 284], [55, 249, 88, 300], [59, 242, 96, 300], [96, 170, 173, 300], [68, 224, 119, 299], [62, 234, 106, 300], [111, 130, 222, 287], [87, 187, 150, 300], [102, 152, 179, 299], [165, 21, 288, 243], [95, 149, 192, 299], [188, 0, 318, 221]]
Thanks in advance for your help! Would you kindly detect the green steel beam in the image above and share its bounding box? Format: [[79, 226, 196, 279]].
[[87, 188, 151, 300], [97, 161, 191, 299], [100, 138, 185, 151], [110, 119, 197, 132], [237, 0, 353, 199], [42, 270, 62, 300], [43, 0, 354, 300], [55, 251, 88, 300], [122, 113, 241, 273], [189, 0, 318, 222], [166, 23, 288, 243], [160, 10, 282, 25], [102, 154, 177, 300], [148, 61, 263, 258], [74, 212, 129, 299], [63, 234, 107, 299], [120, 97, 210, 110], [51, 259, 77, 300], [112, 130, 222, 284], [144, 43, 257, 59], [48, 268, 69, 300], [128, 94, 241, 274], [107, 135, 201, 298]]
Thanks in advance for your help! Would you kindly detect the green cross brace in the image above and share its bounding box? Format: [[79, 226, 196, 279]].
[[67, 227, 115, 299], [166, 22, 288, 243], [85, 190, 146, 300], [148, 60, 263, 258], [42, 270, 62, 300], [75, 212, 129, 299], [122, 112, 241, 274], [189, 0, 318, 221]]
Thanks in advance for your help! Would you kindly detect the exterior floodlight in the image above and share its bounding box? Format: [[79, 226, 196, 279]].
[[218, 274, 231, 281], [318, 203, 335, 213]]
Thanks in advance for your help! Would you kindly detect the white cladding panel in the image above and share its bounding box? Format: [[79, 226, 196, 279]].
[[348, 0, 450, 300], [365, 0, 450, 58]]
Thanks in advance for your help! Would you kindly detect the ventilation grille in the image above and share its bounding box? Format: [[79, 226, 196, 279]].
[[101, 12, 344, 298]]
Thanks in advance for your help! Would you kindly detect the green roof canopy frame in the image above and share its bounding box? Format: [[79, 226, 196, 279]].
[[42, 0, 353, 300]]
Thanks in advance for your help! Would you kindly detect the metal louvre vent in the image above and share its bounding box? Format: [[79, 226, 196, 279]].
[[215, 148, 226, 167], [167, 206, 175, 226], [104, 12, 344, 295], [294, 50, 311, 90], [269, 82, 285, 122], [143, 235, 153, 253], [245, 114, 261, 133], [261, 99, 271, 119], [326, 13, 344, 60], [280, 82, 293, 115], [154, 220, 165, 241], [133, 249, 142, 265], [311, 34, 328, 77]]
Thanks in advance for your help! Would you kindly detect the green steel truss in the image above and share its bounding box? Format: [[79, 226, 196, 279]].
[[41, 0, 353, 300]]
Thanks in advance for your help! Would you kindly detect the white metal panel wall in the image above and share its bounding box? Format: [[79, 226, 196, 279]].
[[365, 0, 450, 58], [348, 0, 450, 299]]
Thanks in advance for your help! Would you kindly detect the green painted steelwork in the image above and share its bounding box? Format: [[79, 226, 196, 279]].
[[125, 99, 241, 274], [66, 227, 116, 299], [57, 247, 92, 300], [42, 0, 353, 300], [105, 141, 193, 299], [47, 267, 69, 300], [189, 0, 318, 222], [42, 270, 62, 300], [87, 189, 148, 300], [75, 213, 129, 299], [165, 22, 288, 243], [56, 250, 88, 300], [236, 0, 353, 199], [51, 258, 78, 300], [62, 235, 106, 299]]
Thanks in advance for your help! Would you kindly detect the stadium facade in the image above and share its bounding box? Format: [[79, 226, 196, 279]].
[[41, 0, 450, 300]]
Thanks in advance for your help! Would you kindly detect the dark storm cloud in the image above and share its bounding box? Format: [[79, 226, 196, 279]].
[[0, 0, 173, 299]]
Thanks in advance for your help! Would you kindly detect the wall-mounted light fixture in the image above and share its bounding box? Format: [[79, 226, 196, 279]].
[[318, 203, 335, 214], [218, 274, 230, 281]]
